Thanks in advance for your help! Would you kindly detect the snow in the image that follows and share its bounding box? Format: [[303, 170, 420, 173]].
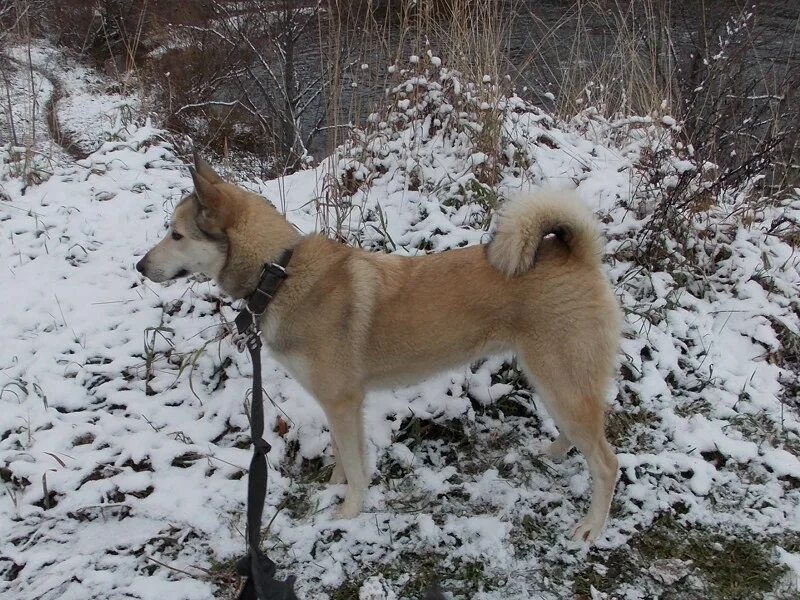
[[777, 547, 800, 592], [1, 41, 799, 599], [360, 577, 398, 600]]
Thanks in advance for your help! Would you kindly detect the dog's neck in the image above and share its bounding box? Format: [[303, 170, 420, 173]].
[[217, 197, 301, 299]]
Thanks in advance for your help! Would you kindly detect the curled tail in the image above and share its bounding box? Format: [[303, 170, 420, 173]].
[[487, 190, 602, 276]]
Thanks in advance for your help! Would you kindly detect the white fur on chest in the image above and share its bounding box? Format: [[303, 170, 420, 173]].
[[269, 348, 311, 390], [259, 311, 281, 346], [260, 312, 312, 390]]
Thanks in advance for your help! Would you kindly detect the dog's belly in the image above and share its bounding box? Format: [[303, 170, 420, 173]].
[[364, 333, 509, 389], [365, 355, 483, 390]]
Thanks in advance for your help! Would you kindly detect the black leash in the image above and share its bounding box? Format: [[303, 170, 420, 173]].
[[232, 249, 299, 600]]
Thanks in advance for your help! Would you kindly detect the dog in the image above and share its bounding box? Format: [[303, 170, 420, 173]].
[[136, 154, 622, 542]]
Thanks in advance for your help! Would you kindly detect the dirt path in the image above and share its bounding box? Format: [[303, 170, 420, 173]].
[[38, 63, 90, 161], [2, 52, 90, 161]]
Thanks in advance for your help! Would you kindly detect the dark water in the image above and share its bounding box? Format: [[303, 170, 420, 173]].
[[258, 0, 799, 160]]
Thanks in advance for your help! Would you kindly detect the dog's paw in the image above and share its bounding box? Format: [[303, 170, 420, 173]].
[[334, 501, 361, 520], [570, 516, 605, 543], [333, 487, 365, 520], [543, 434, 572, 462], [329, 463, 347, 485]]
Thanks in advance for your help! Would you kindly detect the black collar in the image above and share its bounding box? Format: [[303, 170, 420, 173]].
[[233, 249, 293, 350]]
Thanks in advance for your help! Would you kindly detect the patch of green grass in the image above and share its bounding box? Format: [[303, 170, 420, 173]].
[[208, 556, 238, 573], [283, 489, 314, 520], [573, 546, 641, 598], [605, 409, 659, 450], [328, 553, 489, 600], [574, 513, 797, 599], [207, 557, 240, 600], [467, 360, 538, 421], [768, 316, 800, 370], [472, 393, 535, 419], [510, 512, 560, 553], [394, 416, 468, 452], [674, 398, 713, 419], [283, 438, 335, 485], [729, 411, 800, 458], [329, 578, 362, 600]]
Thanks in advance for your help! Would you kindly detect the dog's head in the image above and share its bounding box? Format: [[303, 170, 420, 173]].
[[136, 153, 232, 283]]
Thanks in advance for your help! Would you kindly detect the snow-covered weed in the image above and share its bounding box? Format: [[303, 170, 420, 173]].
[[330, 52, 543, 241]]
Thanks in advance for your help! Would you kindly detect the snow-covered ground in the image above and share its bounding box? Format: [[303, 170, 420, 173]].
[[1, 43, 799, 599]]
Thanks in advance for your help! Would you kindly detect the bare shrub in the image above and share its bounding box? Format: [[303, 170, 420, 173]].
[[145, 1, 355, 178], [674, 6, 798, 192], [516, 1, 798, 274], [327, 52, 545, 248], [312, 0, 520, 238], [40, 0, 155, 75], [629, 6, 798, 273], [0, 0, 57, 186]]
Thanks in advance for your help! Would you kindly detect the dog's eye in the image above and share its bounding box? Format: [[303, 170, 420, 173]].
[[171, 231, 184, 241]]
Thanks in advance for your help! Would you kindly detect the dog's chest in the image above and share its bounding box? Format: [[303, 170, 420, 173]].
[[269, 349, 311, 390], [260, 313, 312, 390]]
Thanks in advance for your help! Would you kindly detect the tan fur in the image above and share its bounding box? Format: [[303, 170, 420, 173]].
[[487, 190, 603, 276], [137, 156, 623, 542]]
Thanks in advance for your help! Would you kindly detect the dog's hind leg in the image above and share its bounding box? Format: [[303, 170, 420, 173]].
[[561, 409, 618, 542], [521, 354, 618, 542], [321, 389, 369, 519]]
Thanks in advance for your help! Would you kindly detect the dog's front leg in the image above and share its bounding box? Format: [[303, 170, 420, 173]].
[[330, 417, 369, 484], [329, 438, 346, 484], [322, 391, 368, 519]]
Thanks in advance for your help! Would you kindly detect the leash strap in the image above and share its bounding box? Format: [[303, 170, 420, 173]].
[[234, 251, 299, 600]]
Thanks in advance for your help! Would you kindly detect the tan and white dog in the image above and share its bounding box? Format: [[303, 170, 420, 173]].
[[136, 155, 622, 542]]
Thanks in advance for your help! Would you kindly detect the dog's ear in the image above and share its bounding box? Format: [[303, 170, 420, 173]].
[[189, 166, 230, 233], [193, 151, 223, 183]]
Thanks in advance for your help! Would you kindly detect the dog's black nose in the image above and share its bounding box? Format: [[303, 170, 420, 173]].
[[135, 259, 145, 274]]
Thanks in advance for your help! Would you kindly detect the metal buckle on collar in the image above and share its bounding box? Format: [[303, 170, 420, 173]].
[[253, 262, 287, 289], [232, 330, 249, 353], [263, 261, 288, 277]]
